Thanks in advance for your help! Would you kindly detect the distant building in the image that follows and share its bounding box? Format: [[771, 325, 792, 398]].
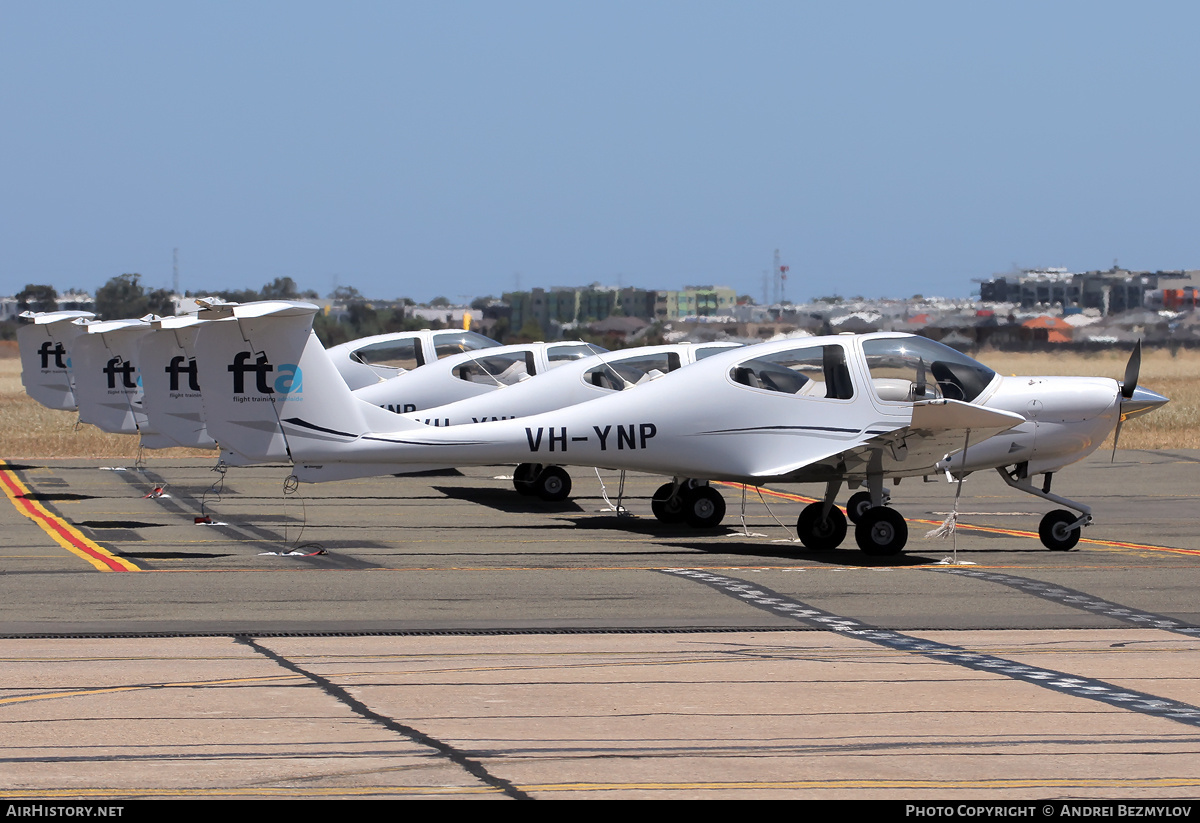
[[978, 267, 1197, 314], [654, 285, 737, 320], [406, 306, 481, 327], [505, 284, 658, 333]]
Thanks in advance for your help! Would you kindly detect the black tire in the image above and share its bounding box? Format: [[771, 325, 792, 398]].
[[683, 486, 726, 529], [855, 507, 908, 555], [534, 466, 572, 502], [513, 463, 541, 496], [1039, 509, 1081, 551], [795, 502, 847, 550], [846, 491, 872, 525], [651, 482, 685, 523]]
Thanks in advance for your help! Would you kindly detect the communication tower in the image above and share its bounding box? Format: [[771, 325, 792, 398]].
[[772, 249, 789, 304]]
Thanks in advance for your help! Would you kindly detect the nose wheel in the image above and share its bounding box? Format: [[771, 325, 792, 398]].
[[1039, 509, 1082, 551]]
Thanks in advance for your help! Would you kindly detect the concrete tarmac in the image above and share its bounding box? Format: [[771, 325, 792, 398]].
[[1, 450, 1199, 798]]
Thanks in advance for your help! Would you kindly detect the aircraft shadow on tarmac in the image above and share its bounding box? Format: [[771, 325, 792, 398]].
[[118, 551, 236, 560], [431, 485, 585, 514], [559, 514, 934, 565], [17, 492, 97, 502], [659, 537, 939, 566], [77, 520, 168, 529]]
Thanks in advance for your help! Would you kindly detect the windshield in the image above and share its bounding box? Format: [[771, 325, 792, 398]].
[[348, 338, 422, 370], [584, 351, 682, 390], [861, 337, 996, 402], [432, 331, 502, 359], [454, 350, 535, 385], [546, 343, 608, 368]]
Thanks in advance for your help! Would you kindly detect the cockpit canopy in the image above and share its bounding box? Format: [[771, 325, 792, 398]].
[[348, 331, 501, 371], [454, 343, 608, 386], [861, 337, 996, 403], [727, 335, 998, 405]]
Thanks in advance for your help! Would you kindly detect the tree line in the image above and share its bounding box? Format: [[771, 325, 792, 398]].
[[5, 275, 497, 347]]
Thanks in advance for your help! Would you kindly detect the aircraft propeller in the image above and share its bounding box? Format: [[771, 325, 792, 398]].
[[1111, 340, 1168, 459], [1120, 339, 1141, 401]]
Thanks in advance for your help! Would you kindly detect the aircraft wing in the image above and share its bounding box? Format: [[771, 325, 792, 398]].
[[753, 399, 1024, 482]]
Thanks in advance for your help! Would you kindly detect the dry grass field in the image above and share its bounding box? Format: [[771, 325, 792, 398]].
[[0, 342, 1194, 459]]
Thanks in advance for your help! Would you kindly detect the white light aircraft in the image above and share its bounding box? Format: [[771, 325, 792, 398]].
[[192, 301, 1025, 554]]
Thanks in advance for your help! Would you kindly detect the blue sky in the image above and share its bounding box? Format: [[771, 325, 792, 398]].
[[3, 1, 1198, 303]]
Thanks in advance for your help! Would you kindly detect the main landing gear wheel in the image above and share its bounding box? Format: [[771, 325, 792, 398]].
[[796, 502, 847, 551], [683, 486, 726, 529], [846, 491, 872, 525], [512, 463, 542, 496], [533, 466, 572, 502], [1039, 509, 1081, 551], [846, 490, 891, 525], [855, 507, 908, 556], [651, 482, 686, 523]]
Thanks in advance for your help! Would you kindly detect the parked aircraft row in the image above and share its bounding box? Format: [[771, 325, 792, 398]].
[[17, 300, 1168, 555]]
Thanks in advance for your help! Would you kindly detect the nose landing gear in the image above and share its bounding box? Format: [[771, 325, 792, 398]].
[[997, 465, 1092, 550]]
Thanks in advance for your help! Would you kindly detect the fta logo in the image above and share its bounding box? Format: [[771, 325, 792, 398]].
[[228, 351, 302, 395], [165, 356, 200, 392], [38, 341, 67, 369], [103, 357, 138, 390]]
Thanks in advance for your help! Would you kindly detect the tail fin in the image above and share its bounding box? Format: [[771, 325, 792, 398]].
[[194, 302, 314, 462], [17, 311, 93, 411], [137, 318, 218, 450], [195, 300, 426, 464], [70, 320, 152, 436]]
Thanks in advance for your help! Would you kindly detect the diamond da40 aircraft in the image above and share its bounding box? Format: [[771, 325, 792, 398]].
[[192, 301, 1029, 555]]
